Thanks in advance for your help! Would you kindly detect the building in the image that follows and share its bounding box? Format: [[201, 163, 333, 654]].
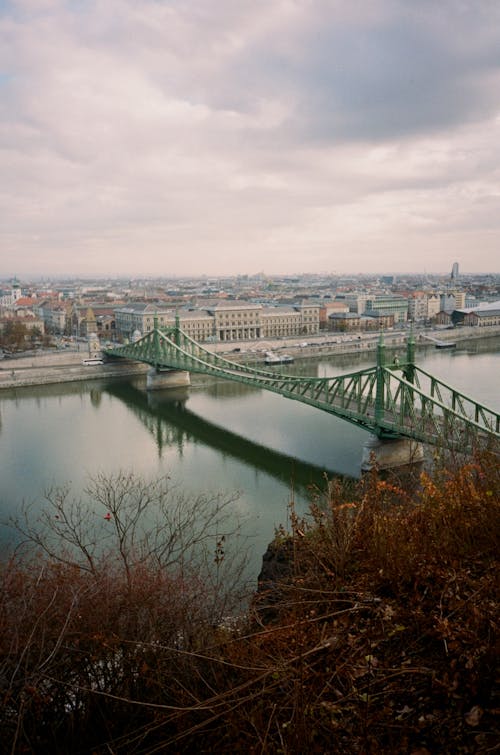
[[440, 293, 456, 313], [365, 295, 408, 323], [319, 301, 349, 330], [433, 310, 453, 326], [293, 300, 321, 335], [407, 292, 442, 322], [362, 312, 395, 330], [427, 294, 441, 320], [35, 300, 69, 334], [176, 310, 214, 341], [463, 309, 500, 327], [208, 303, 262, 341], [114, 304, 175, 341], [0, 278, 22, 307], [452, 301, 500, 328], [260, 307, 302, 338], [71, 304, 117, 339], [452, 291, 466, 309], [334, 293, 369, 314], [407, 292, 428, 322], [328, 312, 362, 331], [114, 300, 321, 343]]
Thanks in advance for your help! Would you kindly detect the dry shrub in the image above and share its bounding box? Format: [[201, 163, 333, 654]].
[[1, 454, 498, 754], [247, 448, 499, 754]]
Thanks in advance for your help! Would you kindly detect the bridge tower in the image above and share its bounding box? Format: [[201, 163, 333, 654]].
[[146, 314, 191, 391], [374, 330, 386, 427], [362, 330, 424, 472]]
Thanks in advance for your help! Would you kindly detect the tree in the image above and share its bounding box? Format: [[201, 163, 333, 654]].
[[2, 472, 249, 752], [12, 471, 248, 619], [1, 319, 28, 349]]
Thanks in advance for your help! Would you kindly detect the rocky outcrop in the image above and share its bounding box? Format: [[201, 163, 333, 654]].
[[253, 537, 294, 623]]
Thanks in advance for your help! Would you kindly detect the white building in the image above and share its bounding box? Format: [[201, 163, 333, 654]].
[[114, 300, 321, 343]]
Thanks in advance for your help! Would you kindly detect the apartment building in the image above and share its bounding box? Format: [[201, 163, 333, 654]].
[[35, 300, 69, 334], [427, 294, 441, 319], [407, 292, 428, 322]]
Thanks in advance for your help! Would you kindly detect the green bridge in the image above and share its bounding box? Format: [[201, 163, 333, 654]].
[[104, 318, 499, 466]]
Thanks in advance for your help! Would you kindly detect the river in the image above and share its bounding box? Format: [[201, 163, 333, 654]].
[[1, 336, 499, 580]]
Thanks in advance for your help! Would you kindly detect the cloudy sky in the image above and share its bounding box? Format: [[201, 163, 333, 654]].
[[1, 0, 499, 278]]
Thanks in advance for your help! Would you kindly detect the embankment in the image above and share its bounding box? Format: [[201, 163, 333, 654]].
[[0, 351, 148, 389]]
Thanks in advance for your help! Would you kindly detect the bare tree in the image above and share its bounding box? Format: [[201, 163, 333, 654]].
[[10, 471, 250, 622]]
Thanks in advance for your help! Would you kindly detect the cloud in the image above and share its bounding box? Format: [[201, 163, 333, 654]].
[[0, 0, 499, 276]]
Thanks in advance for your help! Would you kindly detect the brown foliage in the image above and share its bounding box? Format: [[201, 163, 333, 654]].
[[1, 454, 499, 754]]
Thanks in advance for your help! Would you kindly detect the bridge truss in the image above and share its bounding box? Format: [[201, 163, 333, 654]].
[[104, 323, 499, 452]]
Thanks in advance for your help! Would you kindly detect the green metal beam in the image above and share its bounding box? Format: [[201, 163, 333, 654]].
[[103, 326, 500, 452]]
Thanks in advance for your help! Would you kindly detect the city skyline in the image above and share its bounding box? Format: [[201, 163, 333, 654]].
[[1, 1, 500, 278]]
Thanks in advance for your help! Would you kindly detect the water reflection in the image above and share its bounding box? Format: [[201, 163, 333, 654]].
[[104, 381, 334, 497]]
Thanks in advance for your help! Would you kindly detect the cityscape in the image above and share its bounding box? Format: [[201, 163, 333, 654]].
[[1, 265, 499, 350]]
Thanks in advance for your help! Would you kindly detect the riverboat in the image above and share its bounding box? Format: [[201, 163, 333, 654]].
[[264, 351, 294, 365], [434, 342, 456, 349]]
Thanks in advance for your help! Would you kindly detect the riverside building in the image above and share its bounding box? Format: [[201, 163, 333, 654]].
[[114, 301, 320, 342]]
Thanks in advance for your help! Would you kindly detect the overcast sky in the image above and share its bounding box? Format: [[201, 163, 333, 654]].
[[1, 0, 499, 278]]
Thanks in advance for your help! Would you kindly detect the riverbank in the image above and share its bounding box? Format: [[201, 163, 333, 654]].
[[1, 325, 499, 390], [0, 351, 148, 389]]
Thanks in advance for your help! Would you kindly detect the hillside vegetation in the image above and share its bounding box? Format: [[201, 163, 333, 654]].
[[1, 452, 498, 754]]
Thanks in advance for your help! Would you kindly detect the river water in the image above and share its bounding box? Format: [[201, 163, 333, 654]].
[[1, 336, 499, 579]]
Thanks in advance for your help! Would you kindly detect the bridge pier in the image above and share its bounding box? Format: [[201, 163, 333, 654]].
[[146, 368, 191, 391], [361, 435, 424, 472]]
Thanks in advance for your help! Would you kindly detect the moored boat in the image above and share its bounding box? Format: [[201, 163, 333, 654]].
[[264, 351, 294, 365]]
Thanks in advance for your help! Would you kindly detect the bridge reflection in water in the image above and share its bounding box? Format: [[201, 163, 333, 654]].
[[104, 381, 338, 498]]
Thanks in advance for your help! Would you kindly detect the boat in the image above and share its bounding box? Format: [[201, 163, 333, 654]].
[[434, 341, 456, 349], [264, 351, 294, 365]]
